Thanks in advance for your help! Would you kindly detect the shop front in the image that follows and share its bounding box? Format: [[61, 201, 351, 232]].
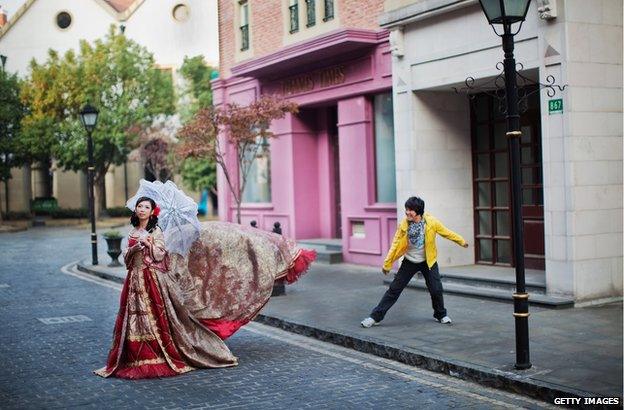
[[212, 29, 397, 266]]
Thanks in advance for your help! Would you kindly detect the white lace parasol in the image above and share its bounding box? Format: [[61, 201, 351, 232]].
[[126, 179, 201, 256]]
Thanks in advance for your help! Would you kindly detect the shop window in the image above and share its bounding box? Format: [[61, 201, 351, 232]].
[[374, 93, 396, 203], [323, 0, 334, 21], [239, 1, 250, 51], [305, 0, 316, 27], [242, 139, 271, 203], [289, 0, 299, 33]]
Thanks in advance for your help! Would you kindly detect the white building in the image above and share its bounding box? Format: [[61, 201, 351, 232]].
[[0, 0, 218, 75], [380, 0, 622, 303], [0, 0, 218, 212]]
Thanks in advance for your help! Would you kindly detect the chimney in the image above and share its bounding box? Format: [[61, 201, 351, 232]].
[[0, 6, 7, 28]]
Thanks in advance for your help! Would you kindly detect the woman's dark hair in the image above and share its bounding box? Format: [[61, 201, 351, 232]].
[[130, 196, 159, 232], [405, 196, 425, 216]]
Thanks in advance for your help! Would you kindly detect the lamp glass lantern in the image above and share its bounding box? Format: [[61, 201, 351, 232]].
[[478, 0, 531, 25], [79, 104, 99, 133]]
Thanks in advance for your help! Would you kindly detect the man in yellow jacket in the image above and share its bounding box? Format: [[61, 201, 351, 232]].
[[361, 197, 468, 327]]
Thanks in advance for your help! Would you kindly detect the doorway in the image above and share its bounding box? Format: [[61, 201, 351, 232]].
[[470, 89, 544, 268]]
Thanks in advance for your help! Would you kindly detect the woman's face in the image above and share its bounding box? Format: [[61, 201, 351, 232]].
[[135, 201, 153, 220]]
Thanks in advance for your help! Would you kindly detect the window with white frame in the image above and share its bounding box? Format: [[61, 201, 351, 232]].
[[374, 93, 396, 203]]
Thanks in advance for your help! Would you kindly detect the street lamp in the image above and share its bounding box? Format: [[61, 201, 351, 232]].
[[478, 0, 532, 370], [1, 55, 7, 215], [79, 103, 99, 265]]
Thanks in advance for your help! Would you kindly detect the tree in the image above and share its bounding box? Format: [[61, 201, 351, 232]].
[[0, 69, 25, 222], [20, 26, 175, 215], [179, 157, 216, 194], [178, 55, 217, 122], [177, 56, 219, 206], [177, 95, 298, 223], [128, 116, 180, 183], [19, 49, 81, 198]]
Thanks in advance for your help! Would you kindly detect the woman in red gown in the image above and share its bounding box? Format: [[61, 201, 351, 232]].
[[95, 197, 315, 379]]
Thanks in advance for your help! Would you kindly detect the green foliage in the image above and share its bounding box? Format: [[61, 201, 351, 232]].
[[19, 49, 81, 164], [31, 197, 58, 215], [49, 208, 89, 219], [0, 68, 26, 182], [178, 55, 216, 121], [20, 25, 175, 178], [179, 157, 216, 192], [106, 206, 132, 217], [102, 230, 123, 239], [177, 56, 218, 193]]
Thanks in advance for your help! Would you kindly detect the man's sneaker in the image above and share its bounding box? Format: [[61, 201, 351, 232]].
[[438, 316, 452, 324], [360, 317, 380, 328]]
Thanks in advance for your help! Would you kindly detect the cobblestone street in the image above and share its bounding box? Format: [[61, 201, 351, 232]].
[[0, 227, 555, 409]]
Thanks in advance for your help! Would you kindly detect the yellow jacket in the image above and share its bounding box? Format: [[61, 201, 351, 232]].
[[383, 212, 466, 271]]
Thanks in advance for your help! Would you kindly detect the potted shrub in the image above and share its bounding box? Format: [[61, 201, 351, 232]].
[[102, 230, 124, 267]]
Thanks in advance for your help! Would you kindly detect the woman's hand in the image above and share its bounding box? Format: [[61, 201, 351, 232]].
[[128, 243, 144, 255], [139, 236, 152, 248]]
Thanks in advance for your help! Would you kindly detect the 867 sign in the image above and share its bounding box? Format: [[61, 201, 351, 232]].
[[548, 98, 563, 114]]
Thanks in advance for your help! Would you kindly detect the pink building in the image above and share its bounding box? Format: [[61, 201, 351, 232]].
[[215, 0, 396, 266]]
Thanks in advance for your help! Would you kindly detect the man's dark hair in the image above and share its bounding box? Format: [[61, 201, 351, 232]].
[[404, 196, 425, 216]]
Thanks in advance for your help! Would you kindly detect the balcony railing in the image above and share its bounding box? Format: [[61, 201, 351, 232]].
[[323, 0, 334, 21], [289, 4, 299, 33], [306, 0, 316, 27], [240, 24, 249, 51]]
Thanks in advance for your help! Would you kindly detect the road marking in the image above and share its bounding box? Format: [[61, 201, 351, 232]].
[[60, 261, 122, 291], [38, 315, 92, 325], [62, 261, 554, 409]]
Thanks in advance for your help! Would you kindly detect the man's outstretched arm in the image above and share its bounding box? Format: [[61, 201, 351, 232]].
[[436, 221, 468, 248]]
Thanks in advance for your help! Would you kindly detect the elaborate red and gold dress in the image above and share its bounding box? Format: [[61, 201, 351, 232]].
[[95, 222, 316, 379]]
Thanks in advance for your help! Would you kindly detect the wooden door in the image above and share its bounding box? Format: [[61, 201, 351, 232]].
[[471, 90, 544, 268]]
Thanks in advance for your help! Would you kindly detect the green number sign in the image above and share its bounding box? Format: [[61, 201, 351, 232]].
[[548, 98, 563, 114]]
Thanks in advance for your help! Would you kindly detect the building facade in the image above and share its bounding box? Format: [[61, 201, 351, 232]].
[[0, 0, 219, 214], [380, 0, 622, 302], [215, 0, 400, 266]]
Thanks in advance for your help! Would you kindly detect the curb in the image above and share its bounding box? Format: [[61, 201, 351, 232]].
[[254, 314, 604, 408], [76, 261, 125, 284], [72, 262, 616, 408], [0, 225, 28, 233]]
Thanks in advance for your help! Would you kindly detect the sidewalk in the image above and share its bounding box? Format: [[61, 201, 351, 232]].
[[78, 260, 622, 403], [0, 217, 127, 232]]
